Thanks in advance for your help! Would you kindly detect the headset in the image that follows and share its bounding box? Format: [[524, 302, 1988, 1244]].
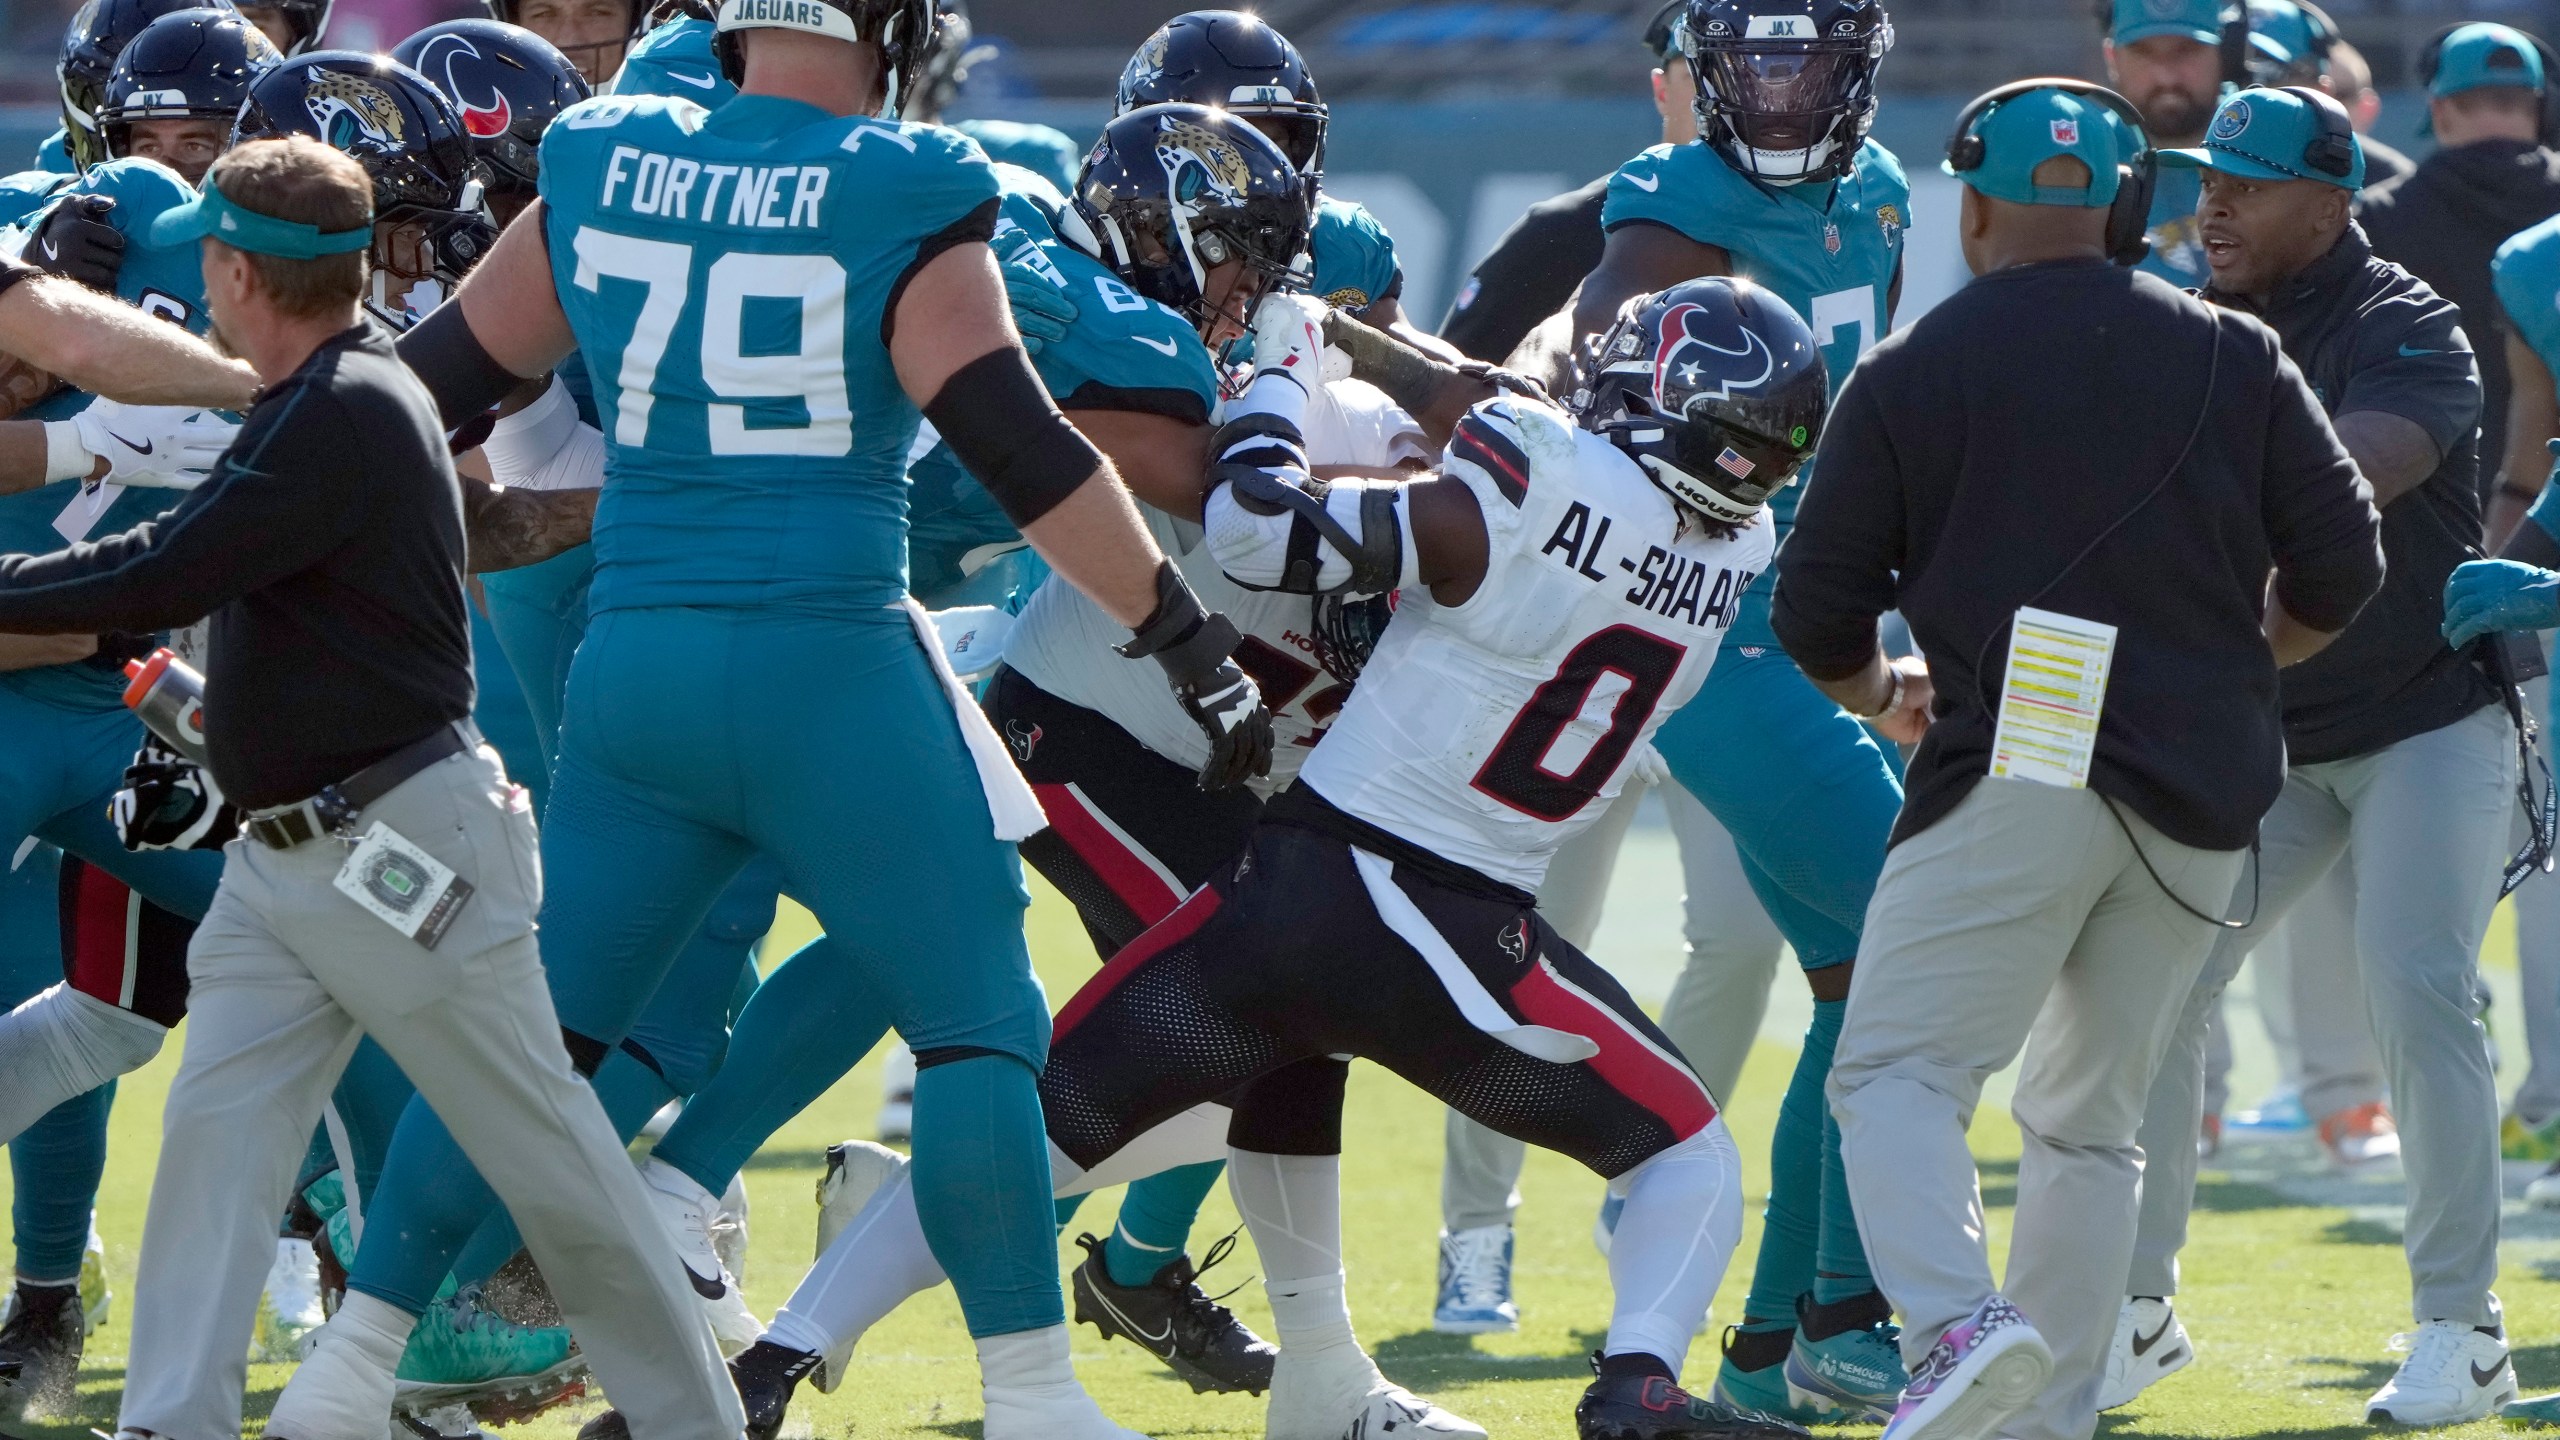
[[2282, 83, 2361, 179], [2416, 22, 2560, 150], [1946, 77, 2158, 266]]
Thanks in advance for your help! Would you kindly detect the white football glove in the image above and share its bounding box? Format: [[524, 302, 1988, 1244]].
[[59, 399, 238, 490], [1248, 291, 1333, 386]]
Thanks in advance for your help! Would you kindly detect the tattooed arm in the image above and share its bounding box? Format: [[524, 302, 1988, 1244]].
[[462, 477, 595, 574]]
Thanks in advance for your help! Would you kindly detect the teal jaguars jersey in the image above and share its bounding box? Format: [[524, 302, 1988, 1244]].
[[540, 93, 999, 615], [0, 170, 72, 230], [2140, 164, 2206, 290], [954, 120, 1079, 196], [1310, 196, 1400, 312], [905, 166, 1218, 606], [33, 129, 75, 175], [2497, 214, 2560, 500], [0, 160, 211, 711], [1603, 137, 1908, 647], [608, 17, 737, 109]]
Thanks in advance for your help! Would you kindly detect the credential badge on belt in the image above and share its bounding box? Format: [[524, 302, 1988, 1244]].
[[331, 823, 475, 949]]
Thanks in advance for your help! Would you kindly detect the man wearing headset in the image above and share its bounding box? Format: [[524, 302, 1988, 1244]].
[[1778, 81, 2379, 1440], [2104, 86, 2519, 1428], [2363, 22, 2560, 520]]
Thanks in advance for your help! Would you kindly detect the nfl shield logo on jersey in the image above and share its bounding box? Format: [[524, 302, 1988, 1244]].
[[1823, 221, 1841, 256]]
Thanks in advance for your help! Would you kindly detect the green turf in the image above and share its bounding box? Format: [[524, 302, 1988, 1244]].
[[2, 868, 2553, 1439]]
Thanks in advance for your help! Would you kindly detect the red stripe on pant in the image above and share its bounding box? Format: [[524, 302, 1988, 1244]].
[[64, 859, 139, 1008], [1052, 883, 1223, 1040], [1508, 958, 1717, 1140], [1033, 781, 1184, 924]]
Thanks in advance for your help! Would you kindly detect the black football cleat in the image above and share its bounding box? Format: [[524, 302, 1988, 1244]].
[[1070, 1230, 1278, 1395], [574, 1342, 816, 1440], [0, 1283, 82, 1417], [1578, 1365, 1818, 1440]]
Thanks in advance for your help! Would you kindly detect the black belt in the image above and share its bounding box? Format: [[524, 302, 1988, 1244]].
[[244, 722, 479, 850]]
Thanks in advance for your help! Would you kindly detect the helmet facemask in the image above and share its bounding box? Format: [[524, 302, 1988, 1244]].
[[1684, 13, 1889, 184]]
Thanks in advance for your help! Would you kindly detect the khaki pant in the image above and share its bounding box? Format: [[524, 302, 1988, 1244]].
[[1831, 777, 2244, 1440], [117, 741, 742, 1440]]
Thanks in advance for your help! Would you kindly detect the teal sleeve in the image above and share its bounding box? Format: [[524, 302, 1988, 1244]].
[[2497, 220, 2560, 383], [1031, 250, 1218, 422], [1601, 144, 1726, 244]]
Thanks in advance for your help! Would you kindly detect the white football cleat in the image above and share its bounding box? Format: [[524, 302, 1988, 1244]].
[[810, 1139, 909, 1393], [398, 1403, 496, 1438], [2366, 1320, 2516, 1425], [258, 1237, 329, 1362], [267, 1318, 399, 1440], [2096, 1297, 2193, 1410], [1268, 1342, 1486, 1440], [638, 1156, 764, 1356]]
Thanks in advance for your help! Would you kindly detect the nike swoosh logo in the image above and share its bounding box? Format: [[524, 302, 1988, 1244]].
[[2400, 345, 2438, 357], [1092, 1287, 1174, 1349], [2476, 1360, 2510, 1388], [37, 235, 58, 262], [1135, 336, 1181, 357], [105, 430, 151, 456], [1624, 171, 1661, 192], [669, 70, 717, 88], [2131, 1318, 2172, 1357], [680, 1260, 726, 1300]]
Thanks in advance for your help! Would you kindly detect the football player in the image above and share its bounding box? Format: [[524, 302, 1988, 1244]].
[[278, 1, 1271, 1436], [96, 7, 279, 187], [1507, 0, 1918, 1418], [705, 277, 1828, 1440], [494, 0, 647, 86]]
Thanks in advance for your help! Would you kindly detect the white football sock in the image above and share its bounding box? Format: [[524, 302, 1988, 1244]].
[[1229, 1149, 1363, 1359], [0, 985, 165, 1146], [1604, 1120, 1743, 1378], [330, 1290, 418, 1366], [763, 1165, 946, 1360], [979, 1325, 1141, 1440]]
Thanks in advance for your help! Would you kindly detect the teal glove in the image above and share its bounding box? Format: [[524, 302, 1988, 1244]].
[[1002, 260, 1076, 356], [2442, 558, 2560, 648]]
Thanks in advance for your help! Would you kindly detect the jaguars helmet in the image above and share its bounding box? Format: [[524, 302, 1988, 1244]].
[[1576, 276, 1827, 527], [59, 0, 240, 170], [101, 9, 280, 170], [392, 20, 590, 202], [232, 52, 495, 315], [900, 0, 989, 123], [1682, 0, 1892, 185], [1115, 11, 1327, 192], [1071, 103, 1312, 336], [711, 0, 934, 111]]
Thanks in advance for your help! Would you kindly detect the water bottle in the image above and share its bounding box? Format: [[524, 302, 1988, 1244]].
[[121, 648, 208, 765]]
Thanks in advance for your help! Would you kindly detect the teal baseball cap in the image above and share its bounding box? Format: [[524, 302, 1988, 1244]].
[[1943, 87, 2124, 208], [2430, 22, 2546, 98], [2159, 84, 2364, 189], [147, 176, 372, 259], [2245, 0, 2319, 73], [2111, 0, 2223, 47]]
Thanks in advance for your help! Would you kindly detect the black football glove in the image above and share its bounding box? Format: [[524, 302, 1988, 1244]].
[[1116, 560, 1274, 791], [112, 734, 238, 851], [27, 195, 125, 295]]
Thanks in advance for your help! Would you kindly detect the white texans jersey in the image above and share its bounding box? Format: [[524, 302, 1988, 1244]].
[[1298, 395, 1773, 891], [1002, 379, 1427, 795]]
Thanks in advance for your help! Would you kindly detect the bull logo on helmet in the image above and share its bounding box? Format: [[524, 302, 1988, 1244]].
[[1653, 300, 1774, 411], [303, 69, 406, 149], [406, 32, 511, 138], [1153, 116, 1253, 208]]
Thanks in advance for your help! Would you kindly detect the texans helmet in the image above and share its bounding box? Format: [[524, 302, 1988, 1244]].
[[232, 52, 495, 309], [101, 9, 280, 168], [1115, 11, 1327, 192], [1682, 0, 1892, 185], [711, 0, 934, 111], [392, 19, 589, 201], [59, 0, 241, 170], [1070, 103, 1312, 335], [1576, 277, 1828, 526]]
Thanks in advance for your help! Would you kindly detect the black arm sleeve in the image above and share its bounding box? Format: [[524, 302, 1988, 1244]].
[[926, 345, 1105, 529], [1437, 178, 1609, 363], [398, 302, 529, 431], [0, 384, 359, 633]]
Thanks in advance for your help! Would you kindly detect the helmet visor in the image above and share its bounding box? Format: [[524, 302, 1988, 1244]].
[[1696, 46, 1861, 154]]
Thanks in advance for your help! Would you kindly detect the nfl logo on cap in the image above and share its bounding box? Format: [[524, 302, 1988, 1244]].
[[2051, 118, 2079, 145]]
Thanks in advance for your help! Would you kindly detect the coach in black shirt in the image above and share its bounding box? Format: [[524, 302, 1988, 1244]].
[[2136, 87, 2506, 1423], [1776, 84, 2381, 1440], [0, 137, 746, 1440]]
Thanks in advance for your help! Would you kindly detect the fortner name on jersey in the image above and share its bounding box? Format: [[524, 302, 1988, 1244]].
[[1298, 396, 1773, 891]]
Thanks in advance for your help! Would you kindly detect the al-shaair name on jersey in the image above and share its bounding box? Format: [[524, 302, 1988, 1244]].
[[539, 91, 998, 616], [1296, 395, 1772, 890], [1601, 136, 1906, 648], [0, 156, 214, 710]]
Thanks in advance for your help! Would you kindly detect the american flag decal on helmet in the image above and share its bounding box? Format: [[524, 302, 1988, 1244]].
[[1716, 447, 1755, 479]]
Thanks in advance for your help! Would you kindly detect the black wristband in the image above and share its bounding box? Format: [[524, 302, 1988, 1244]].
[[924, 346, 1101, 528], [398, 301, 528, 430]]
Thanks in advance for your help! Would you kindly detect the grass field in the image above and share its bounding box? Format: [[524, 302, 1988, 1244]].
[[6, 816, 2560, 1439]]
